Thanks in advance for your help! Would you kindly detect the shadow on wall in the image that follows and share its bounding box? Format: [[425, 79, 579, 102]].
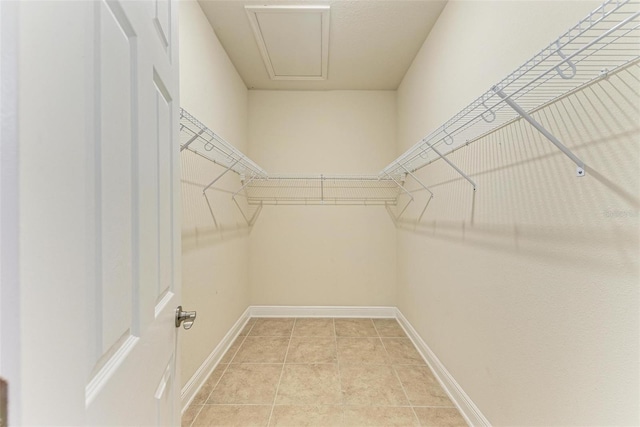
[[181, 150, 256, 252], [395, 64, 640, 274]]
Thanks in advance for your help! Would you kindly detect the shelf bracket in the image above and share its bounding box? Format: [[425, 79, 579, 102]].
[[203, 191, 219, 229], [397, 163, 434, 223], [202, 158, 241, 193], [231, 175, 263, 226], [424, 141, 477, 190], [493, 87, 585, 177], [383, 171, 414, 223], [233, 197, 263, 227], [180, 128, 206, 152]]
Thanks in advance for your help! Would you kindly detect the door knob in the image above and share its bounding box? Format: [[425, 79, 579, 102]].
[[175, 306, 196, 330]]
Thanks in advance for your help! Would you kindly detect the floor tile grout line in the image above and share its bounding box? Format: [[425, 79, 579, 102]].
[[332, 318, 345, 426], [373, 320, 422, 426], [186, 404, 204, 427], [391, 364, 422, 426], [188, 319, 256, 426], [266, 318, 295, 426]]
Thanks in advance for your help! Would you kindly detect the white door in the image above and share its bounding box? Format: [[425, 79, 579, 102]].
[[12, 0, 182, 425]]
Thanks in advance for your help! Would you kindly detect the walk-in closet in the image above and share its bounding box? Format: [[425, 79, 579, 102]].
[[178, 1, 639, 425], [1, 0, 637, 425]]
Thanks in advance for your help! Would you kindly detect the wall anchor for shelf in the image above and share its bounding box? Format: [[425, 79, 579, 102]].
[[423, 141, 477, 190], [493, 87, 586, 177]]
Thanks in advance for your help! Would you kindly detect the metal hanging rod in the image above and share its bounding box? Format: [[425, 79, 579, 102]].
[[382, 0, 640, 179]]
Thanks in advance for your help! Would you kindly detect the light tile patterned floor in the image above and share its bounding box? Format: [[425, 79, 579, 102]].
[[183, 318, 467, 427]]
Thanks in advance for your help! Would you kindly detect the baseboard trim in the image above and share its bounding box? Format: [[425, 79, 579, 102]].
[[180, 304, 489, 426], [180, 307, 251, 413], [249, 305, 397, 318], [395, 309, 491, 427]]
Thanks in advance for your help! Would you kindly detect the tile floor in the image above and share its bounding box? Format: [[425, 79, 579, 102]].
[[183, 318, 467, 427]]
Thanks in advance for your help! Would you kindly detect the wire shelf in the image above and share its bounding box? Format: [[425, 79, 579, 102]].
[[180, 108, 268, 179], [243, 175, 403, 205], [178, 114, 408, 206], [180, 0, 638, 217], [381, 0, 640, 178]]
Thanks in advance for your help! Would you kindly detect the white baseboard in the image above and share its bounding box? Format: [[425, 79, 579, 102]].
[[180, 307, 251, 412], [395, 309, 491, 427], [249, 305, 397, 318], [180, 304, 489, 426]]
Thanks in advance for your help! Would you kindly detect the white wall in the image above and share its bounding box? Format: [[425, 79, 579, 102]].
[[248, 91, 397, 306], [179, 1, 251, 386], [396, 1, 639, 425]]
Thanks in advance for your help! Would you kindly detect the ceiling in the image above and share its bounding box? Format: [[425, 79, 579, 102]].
[[198, 0, 448, 90]]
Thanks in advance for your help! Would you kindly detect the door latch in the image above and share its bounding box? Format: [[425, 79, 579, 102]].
[[175, 306, 196, 330]]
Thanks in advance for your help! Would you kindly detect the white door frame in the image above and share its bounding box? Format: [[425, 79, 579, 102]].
[[0, 0, 21, 424]]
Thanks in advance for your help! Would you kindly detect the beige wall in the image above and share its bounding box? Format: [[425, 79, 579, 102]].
[[179, 1, 251, 386], [248, 91, 397, 306], [396, 1, 639, 425]]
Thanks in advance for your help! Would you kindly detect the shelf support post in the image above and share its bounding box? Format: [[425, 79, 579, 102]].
[[493, 87, 585, 177], [424, 141, 477, 190], [202, 158, 241, 193], [180, 128, 206, 152], [383, 172, 414, 222], [397, 164, 434, 223]]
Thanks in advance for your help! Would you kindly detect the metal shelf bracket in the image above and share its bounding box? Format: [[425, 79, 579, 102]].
[[424, 141, 477, 190], [493, 87, 586, 177]]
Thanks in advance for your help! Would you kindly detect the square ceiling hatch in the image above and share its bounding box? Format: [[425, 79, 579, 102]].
[[245, 5, 330, 81]]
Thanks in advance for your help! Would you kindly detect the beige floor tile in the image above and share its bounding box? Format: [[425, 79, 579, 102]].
[[192, 364, 228, 404], [336, 337, 389, 364], [269, 405, 343, 426], [413, 407, 467, 426], [276, 364, 342, 405], [232, 337, 289, 363], [220, 338, 245, 364], [208, 364, 282, 404], [182, 404, 202, 427], [192, 405, 271, 426], [382, 338, 425, 365], [292, 318, 335, 337], [373, 319, 406, 337], [239, 318, 257, 336], [342, 406, 418, 426], [340, 364, 408, 406], [286, 337, 337, 364], [250, 318, 295, 336], [335, 319, 378, 337], [394, 365, 453, 406]]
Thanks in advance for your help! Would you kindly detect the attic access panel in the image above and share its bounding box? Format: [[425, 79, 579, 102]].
[[245, 5, 330, 80]]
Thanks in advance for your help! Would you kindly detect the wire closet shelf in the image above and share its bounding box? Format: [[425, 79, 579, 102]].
[[244, 175, 403, 206], [180, 0, 639, 210], [180, 109, 267, 180], [179, 109, 407, 205], [381, 0, 640, 180]]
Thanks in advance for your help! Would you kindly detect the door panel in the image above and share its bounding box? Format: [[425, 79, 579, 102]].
[[98, 0, 135, 358], [153, 0, 171, 55], [154, 70, 175, 305], [17, 0, 180, 424]]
